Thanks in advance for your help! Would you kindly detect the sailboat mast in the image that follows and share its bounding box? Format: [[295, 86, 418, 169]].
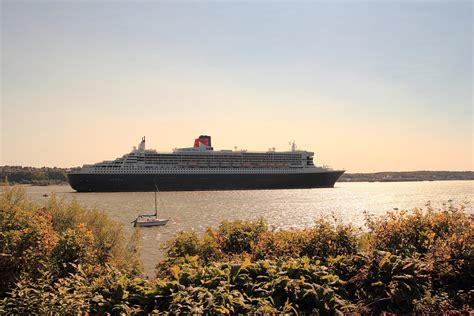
[[154, 190, 157, 216]]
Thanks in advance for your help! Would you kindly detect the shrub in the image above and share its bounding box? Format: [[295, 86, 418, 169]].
[[163, 217, 359, 265], [427, 226, 474, 307], [153, 257, 352, 314], [52, 224, 97, 277], [2, 188, 472, 314], [365, 203, 471, 255], [252, 229, 311, 260], [0, 265, 92, 314], [0, 187, 57, 293], [46, 195, 142, 275], [0, 186, 141, 298], [302, 218, 359, 259], [353, 251, 429, 313], [251, 219, 359, 261], [365, 203, 474, 309], [163, 230, 202, 259], [161, 219, 268, 267], [213, 218, 268, 254]]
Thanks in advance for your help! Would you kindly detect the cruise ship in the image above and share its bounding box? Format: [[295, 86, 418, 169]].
[[67, 136, 344, 192]]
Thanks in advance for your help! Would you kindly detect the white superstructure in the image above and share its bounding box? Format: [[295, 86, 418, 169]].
[[71, 136, 332, 175]]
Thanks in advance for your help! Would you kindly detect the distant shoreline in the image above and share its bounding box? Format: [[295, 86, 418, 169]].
[[339, 178, 474, 183], [339, 170, 473, 183], [2, 179, 472, 189]]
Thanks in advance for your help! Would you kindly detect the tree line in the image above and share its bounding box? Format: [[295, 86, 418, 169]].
[[0, 166, 67, 184]]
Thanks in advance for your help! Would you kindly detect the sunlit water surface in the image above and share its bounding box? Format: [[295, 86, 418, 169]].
[[24, 181, 473, 276]]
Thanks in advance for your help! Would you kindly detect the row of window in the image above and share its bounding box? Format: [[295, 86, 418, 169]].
[[99, 161, 304, 166], [129, 154, 304, 159], [95, 165, 303, 170], [141, 157, 302, 161], [141, 161, 302, 165], [91, 169, 305, 174], [99, 161, 304, 167]]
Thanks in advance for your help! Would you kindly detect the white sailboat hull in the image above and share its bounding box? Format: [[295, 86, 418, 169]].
[[133, 217, 169, 227]]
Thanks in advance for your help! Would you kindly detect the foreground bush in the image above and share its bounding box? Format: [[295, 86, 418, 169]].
[[366, 203, 471, 255], [161, 217, 359, 269], [366, 203, 474, 309], [1, 186, 472, 314], [0, 187, 141, 299], [158, 203, 472, 313], [0, 188, 57, 293], [1, 253, 434, 314]]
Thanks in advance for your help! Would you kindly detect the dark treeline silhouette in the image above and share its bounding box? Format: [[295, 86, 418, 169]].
[[0, 166, 67, 184], [340, 170, 474, 182]]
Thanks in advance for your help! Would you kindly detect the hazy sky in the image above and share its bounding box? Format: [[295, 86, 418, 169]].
[[1, 0, 472, 172]]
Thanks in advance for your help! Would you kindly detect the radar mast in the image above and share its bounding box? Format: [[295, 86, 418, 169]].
[[138, 136, 146, 151]]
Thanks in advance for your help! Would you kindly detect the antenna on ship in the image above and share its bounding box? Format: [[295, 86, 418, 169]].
[[154, 183, 158, 216], [289, 140, 296, 152], [138, 136, 146, 151]]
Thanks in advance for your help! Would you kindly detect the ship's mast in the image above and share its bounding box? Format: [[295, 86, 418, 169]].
[[154, 190, 157, 216], [138, 136, 146, 151], [290, 140, 297, 152], [154, 183, 158, 216]]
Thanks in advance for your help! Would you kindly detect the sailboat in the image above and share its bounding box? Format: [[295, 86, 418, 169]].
[[132, 186, 169, 227]]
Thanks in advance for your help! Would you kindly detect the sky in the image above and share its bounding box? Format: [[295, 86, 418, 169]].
[[1, 0, 472, 172]]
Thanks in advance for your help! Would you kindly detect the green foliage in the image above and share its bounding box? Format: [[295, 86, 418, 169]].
[[252, 229, 311, 259], [303, 218, 359, 259], [1, 266, 92, 314], [0, 186, 141, 299], [52, 224, 97, 277], [164, 231, 202, 259], [46, 195, 142, 275], [163, 217, 358, 267], [251, 218, 359, 261], [354, 251, 429, 313], [427, 223, 474, 307], [152, 257, 352, 314], [365, 202, 474, 309], [0, 187, 57, 293], [213, 218, 268, 254], [1, 187, 472, 314], [366, 203, 470, 255], [158, 205, 472, 313], [0, 264, 149, 315], [0, 166, 67, 184], [327, 254, 368, 287], [87, 265, 153, 314], [160, 218, 269, 272]]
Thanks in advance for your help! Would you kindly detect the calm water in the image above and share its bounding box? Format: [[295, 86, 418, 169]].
[[25, 181, 473, 276]]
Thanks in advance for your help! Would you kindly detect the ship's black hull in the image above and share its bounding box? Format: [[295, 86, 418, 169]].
[[67, 171, 345, 192]]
